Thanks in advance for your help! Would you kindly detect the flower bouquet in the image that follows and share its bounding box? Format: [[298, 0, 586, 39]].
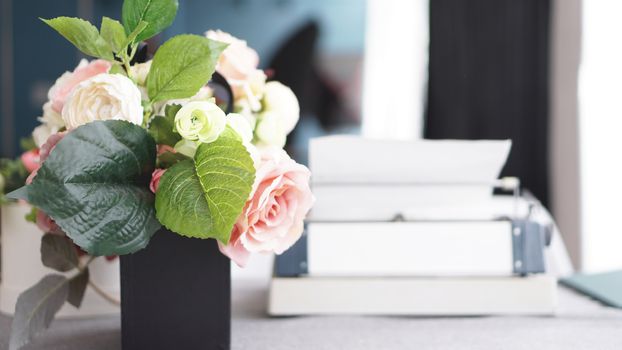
[[2, 0, 313, 349]]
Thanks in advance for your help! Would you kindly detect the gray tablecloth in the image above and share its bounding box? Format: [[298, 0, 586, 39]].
[[1, 281, 621, 350]]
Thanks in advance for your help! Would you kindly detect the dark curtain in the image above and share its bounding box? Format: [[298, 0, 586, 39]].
[[425, 0, 551, 206]]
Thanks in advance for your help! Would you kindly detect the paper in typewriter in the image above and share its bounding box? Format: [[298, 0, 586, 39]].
[[309, 136, 513, 221]]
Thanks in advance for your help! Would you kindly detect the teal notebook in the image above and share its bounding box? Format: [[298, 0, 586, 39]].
[[561, 270, 622, 308]]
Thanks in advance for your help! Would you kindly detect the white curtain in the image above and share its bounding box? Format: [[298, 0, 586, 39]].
[[362, 0, 429, 140]]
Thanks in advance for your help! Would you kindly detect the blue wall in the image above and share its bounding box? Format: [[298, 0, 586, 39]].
[[0, 0, 366, 157]]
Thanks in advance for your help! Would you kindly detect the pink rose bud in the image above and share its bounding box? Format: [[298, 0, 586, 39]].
[[26, 132, 67, 185], [218, 147, 314, 267], [150, 168, 166, 193], [20, 149, 40, 173]]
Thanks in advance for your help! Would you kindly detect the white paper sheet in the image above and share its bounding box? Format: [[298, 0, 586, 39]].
[[309, 135, 512, 184]]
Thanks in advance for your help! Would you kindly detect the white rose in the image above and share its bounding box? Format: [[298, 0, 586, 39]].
[[62, 73, 143, 129], [262, 81, 299, 134], [174, 101, 226, 143], [129, 60, 152, 86], [255, 111, 286, 148], [32, 124, 57, 148], [39, 101, 65, 129]]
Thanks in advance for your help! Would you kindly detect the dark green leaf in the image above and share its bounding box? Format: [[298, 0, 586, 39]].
[[67, 268, 90, 308], [100, 17, 127, 53], [147, 34, 227, 102], [9, 274, 69, 350], [155, 128, 255, 243], [41, 17, 113, 60], [157, 150, 187, 168], [148, 116, 180, 146], [122, 0, 178, 42], [7, 120, 161, 256], [41, 234, 79, 272]]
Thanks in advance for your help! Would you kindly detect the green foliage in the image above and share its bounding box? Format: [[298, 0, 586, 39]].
[[20, 137, 36, 152], [155, 128, 255, 243], [67, 269, 89, 308], [147, 104, 182, 147], [40, 234, 79, 272], [7, 121, 161, 256], [9, 275, 70, 350], [122, 0, 178, 43], [147, 34, 227, 102], [41, 17, 113, 60], [0, 158, 29, 200], [100, 17, 127, 53]]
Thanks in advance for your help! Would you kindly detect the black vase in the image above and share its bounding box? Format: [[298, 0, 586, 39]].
[[120, 229, 231, 350]]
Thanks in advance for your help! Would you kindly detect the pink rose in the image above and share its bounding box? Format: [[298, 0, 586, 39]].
[[218, 148, 314, 267], [205, 30, 259, 81], [150, 168, 166, 193], [48, 59, 112, 114], [26, 132, 67, 185], [20, 149, 40, 173]]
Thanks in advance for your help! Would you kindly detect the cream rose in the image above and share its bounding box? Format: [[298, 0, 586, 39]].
[[262, 81, 300, 134], [205, 30, 260, 81], [61, 73, 143, 129], [218, 147, 314, 267], [48, 59, 112, 114], [254, 111, 286, 148], [129, 60, 152, 86], [174, 101, 226, 143]]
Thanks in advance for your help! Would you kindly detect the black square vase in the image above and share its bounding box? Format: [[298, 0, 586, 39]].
[[120, 229, 231, 350]]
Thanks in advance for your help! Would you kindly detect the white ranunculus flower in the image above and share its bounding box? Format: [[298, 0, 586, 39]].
[[129, 60, 152, 86], [175, 101, 226, 143], [62, 73, 143, 129], [262, 81, 299, 134], [255, 111, 286, 148]]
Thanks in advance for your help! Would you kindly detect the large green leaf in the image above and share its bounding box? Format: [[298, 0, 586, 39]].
[[122, 0, 178, 43], [7, 120, 161, 256], [155, 129, 255, 243], [41, 17, 113, 60], [147, 34, 227, 102], [9, 274, 69, 350]]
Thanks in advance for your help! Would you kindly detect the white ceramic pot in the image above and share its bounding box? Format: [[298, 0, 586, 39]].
[[0, 202, 120, 317]]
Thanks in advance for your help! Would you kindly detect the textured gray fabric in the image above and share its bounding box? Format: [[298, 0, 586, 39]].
[[1, 282, 621, 350]]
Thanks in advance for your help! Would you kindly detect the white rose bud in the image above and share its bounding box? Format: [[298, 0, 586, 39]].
[[227, 113, 260, 166], [129, 60, 152, 86], [174, 139, 199, 158], [174, 101, 226, 143], [255, 111, 286, 148], [40, 101, 65, 129], [62, 73, 143, 129], [262, 81, 299, 134]]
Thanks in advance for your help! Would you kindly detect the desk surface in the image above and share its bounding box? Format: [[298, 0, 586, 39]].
[[1, 281, 621, 350]]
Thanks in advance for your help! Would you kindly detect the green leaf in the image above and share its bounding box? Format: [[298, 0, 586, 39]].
[[148, 117, 180, 146], [20, 137, 36, 152], [67, 268, 89, 308], [100, 17, 127, 53], [41, 17, 113, 60], [41, 234, 79, 272], [9, 274, 69, 350], [7, 120, 161, 256], [121, 20, 149, 49], [147, 34, 227, 102], [122, 0, 178, 43], [25, 207, 38, 223], [155, 129, 255, 243]]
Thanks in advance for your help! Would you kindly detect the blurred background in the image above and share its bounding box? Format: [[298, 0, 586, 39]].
[[1, 0, 618, 278]]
